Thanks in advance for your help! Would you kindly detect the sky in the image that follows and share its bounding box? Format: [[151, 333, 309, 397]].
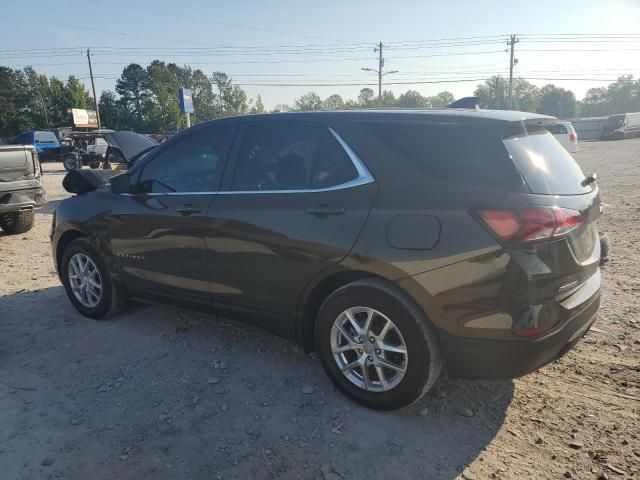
[[2, 0, 640, 110]]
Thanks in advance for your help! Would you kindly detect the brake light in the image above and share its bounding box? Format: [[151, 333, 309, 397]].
[[476, 207, 582, 244], [569, 134, 577, 142]]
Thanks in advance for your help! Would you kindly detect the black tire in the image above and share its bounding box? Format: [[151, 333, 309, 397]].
[[0, 210, 34, 234], [63, 154, 79, 171], [60, 238, 127, 319], [599, 232, 610, 266], [315, 278, 443, 410]]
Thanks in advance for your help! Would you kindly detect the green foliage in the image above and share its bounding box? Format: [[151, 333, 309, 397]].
[[293, 91, 323, 111], [538, 84, 576, 118]]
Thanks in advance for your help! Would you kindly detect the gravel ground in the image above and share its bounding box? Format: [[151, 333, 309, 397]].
[[0, 140, 639, 480]]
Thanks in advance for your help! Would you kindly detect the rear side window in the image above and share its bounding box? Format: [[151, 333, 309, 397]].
[[359, 121, 524, 191], [546, 124, 567, 135], [232, 124, 358, 191], [503, 125, 590, 195], [35, 131, 58, 143]]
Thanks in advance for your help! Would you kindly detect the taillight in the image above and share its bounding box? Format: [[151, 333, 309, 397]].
[[475, 207, 582, 245], [569, 134, 577, 142]]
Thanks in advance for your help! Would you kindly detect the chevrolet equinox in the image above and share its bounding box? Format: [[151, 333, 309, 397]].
[[51, 110, 602, 409]]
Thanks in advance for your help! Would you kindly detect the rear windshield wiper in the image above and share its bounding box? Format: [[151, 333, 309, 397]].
[[581, 173, 597, 187]]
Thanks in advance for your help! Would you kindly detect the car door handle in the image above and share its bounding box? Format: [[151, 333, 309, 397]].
[[176, 204, 203, 216], [305, 205, 345, 216]]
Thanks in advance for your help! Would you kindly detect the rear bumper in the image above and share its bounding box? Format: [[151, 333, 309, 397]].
[[440, 287, 600, 379], [0, 187, 46, 213]]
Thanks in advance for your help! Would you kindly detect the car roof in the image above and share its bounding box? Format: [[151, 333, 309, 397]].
[[200, 109, 555, 127]]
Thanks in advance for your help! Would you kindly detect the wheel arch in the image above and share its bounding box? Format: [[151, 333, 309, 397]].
[[55, 229, 87, 273], [297, 269, 424, 353]]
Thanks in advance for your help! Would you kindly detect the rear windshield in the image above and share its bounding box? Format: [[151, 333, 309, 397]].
[[503, 125, 591, 195], [35, 131, 58, 143], [358, 121, 525, 191]]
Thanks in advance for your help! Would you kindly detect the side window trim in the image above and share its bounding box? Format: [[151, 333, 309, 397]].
[[221, 126, 374, 195]]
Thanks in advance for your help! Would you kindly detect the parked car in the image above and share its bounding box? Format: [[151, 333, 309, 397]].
[[10, 130, 60, 160], [601, 112, 640, 139], [547, 121, 578, 153], [51, 110, 602, 409], [0, 144, 45, 234]]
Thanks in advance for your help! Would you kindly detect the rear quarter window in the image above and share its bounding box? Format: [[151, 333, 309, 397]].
[[503, 125, 591, 195], [358, 121, 525, 191]]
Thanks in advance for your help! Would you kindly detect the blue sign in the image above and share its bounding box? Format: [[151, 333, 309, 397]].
[[178, 88, 194, 113]]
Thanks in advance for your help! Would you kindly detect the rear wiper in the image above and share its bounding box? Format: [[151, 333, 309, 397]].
[[581, 173, 597, 187]]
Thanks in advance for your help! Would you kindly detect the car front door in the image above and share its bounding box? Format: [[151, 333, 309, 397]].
[[205, 122, 377, 336], [107, 126, 235, 309]]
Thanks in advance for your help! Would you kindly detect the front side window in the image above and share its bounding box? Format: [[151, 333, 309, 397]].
[[231, 124, 358, 191], [137, 128, 231, 193], [35, 131, 58, 143]]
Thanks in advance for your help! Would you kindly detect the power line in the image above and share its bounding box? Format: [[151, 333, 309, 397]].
[[85, 0, 344, 43]]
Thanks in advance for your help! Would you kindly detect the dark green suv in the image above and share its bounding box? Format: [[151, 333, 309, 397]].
[[51, 110, 602, 409]]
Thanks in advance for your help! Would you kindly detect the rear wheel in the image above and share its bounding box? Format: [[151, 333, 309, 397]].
[[0, 210, 34, 234], [61, 238, 126, 319], [315, 279, 442, 410]]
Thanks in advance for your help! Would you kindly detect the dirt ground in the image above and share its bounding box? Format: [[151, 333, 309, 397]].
[[1, 140, 638, 480]]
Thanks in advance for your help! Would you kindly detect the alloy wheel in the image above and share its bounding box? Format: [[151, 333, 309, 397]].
[[68, 253, 103, 308], [330, 306, 408, 392]]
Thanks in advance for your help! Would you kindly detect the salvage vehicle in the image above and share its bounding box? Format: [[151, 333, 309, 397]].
[[0, 144, 44, 234], [51, 109, 602, 409], [10, 130, 60, 160], [60, 130, 156, 171], [601, 112, 640, 139]]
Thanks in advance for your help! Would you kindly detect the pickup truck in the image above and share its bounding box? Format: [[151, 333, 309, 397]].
[[0, 145, 45, 234]]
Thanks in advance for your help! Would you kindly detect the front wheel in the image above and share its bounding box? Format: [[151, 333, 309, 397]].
[[63, 154, 80, 171], [60, 238, 127, 319], [315, 279, 442, 410]]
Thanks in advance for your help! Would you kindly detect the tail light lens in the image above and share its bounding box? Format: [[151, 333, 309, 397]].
[[569, 134, 577, 142], [476, 207, 582, 245]]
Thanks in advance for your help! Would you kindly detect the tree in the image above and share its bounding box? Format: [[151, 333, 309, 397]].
[[511, 79, 541, 113], [323, 94, 344, 110], [271, 104, 290, 112], [538, 84, 576, 118], [293, 92, 322, 111], [116, 64, 151, 128], [396, 90, 430, 108], [99, 90, 128, 129], [428, 91, 455, 107], [475, 76, 509, 110], [65, 75, 92, 110], [0, 67, 31, 136], [250, 95, 266, 114], [380, 90, 396, 107], [190, 69, 217, 122], [581, 87, 609, 117], [357, 88, 376, 107]]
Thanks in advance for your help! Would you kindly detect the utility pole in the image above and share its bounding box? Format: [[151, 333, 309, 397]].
[[496, 76, 500, 110], [86, 49, 101, 129], [361, 42, 398, 106], [507, 34, 519, 110], [377, 41, 383, 101]]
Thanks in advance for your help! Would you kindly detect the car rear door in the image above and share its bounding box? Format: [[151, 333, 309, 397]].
[[205, 121, 377, 336], [107, 126, 235, 310]]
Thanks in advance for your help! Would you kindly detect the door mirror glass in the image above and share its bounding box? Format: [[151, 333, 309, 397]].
[[110, 172, 131, 194]]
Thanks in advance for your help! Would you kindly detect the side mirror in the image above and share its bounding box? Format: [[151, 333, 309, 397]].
[[109, 172, 131, 194]]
